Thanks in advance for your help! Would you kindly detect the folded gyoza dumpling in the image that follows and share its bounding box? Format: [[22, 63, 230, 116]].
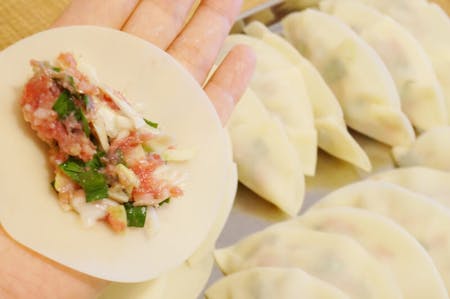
[[282, 10, 414, 147], [392, 126, 450, 171], [293, 207, 448, 299], [313, 180, 450, 295], [320, 0, 447, 131], [222, 34, 317, 175], [244, 21, 370, 171], [370, 166, 450, 207], [227, 89, 305, 216], [215, 226, 403, 299], [357, 0, 450, 123], [205, 267, 350, 299]]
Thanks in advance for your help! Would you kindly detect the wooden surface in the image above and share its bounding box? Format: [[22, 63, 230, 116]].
[[432, 0, 450, 12]]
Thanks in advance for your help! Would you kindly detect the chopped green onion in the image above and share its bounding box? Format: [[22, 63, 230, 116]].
[[78, 170, 108, 202], [76, 109, 91, 137], [144, 118, 159, 129], [52, 67, 61, 72], [159, 197, 171, 206], [59, 157, 85, 181], [53, 90, 75, 119], [52, 90, 91, 137], [124, 203, 147, 227], [59, 156, 108, 202], [68, 76, 75, 88], [82, 94, 90, 106], [86, 151, 105, 170]]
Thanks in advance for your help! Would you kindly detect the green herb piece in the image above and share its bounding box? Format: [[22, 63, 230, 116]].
[[76, 109, 91, 137], [159, 197, 171, 206], [59, 156, 108, 202], [68, 76, 75, 88], [53, 90, 75, 119], [52, 67, 61, 72], [124, 203, 147, 227], [59, 157, 85, 181], [86, 151, 105, 170], [82, 94, 90, 106], [78, 170, 109, 202], [144, 118, 159, 129], [142, 143, 153, 153], [53, 90, 91, 137]]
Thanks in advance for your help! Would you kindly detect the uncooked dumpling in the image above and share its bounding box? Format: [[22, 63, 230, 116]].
[[215, 226, 403, 299], [222, 34, 317, 175], [393, 126, 450, 171], [358, 0, 450, 123], [282, 9, 414, 147], [205, 267, 350, 299], [293, 207, 448, 299], [320, 0, 447, 131], [313, 180, 450, 295], [227, 89, 305, 216], [244, 21, 370, 171], [370, 166, 450, 207]]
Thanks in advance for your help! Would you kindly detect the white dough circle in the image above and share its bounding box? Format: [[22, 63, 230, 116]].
[[0, 26, 234, 282]]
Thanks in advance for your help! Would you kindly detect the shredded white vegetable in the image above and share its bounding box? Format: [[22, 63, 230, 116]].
[[100, 85, 146, 129], [145, 206, 160, 237]]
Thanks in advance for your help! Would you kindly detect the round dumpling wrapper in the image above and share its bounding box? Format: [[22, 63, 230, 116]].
[[0, 26, 234, 282], [99, 163, 238, 298]]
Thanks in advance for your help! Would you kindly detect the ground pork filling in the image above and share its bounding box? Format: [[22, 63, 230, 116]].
[[20, 53, 185, 232]]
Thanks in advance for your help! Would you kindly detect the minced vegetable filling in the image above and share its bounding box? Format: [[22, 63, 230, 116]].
[[20, 53, 189, 233]]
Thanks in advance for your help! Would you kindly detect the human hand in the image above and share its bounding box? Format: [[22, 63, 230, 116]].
[[54, 0, 256, 125], [0, 1, 255, 299]]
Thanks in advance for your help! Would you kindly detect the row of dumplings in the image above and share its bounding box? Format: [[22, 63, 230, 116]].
[[205, 167, 450, 299], [224, 0, 450, 216]]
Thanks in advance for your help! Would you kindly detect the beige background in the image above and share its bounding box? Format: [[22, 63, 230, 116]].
[[1, 0, 449, 50]]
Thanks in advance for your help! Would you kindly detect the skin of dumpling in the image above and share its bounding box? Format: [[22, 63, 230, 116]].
[[205, 267, 350, 299], [227, 88, 305, 216], [393, 126, 450, 171], [282, 9, 415, 147], [370, 166, 450, 207], [244, 21, 371, 171], [98, 163, 238, 299], [98, 254, 213, 299], [320, 0, 447, 131], [215, 226, 403, 299], [222, 34, 318, 176], [290, 207, 448, 299], [357, 0, 450, 123], [313, 180, 450, 296]]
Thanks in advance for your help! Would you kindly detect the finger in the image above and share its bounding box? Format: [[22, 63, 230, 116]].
[[122, 0, 198, 50], [167, 0, 242, 84], [52, 0, 139, 28], [204, 44, 256, 125]]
